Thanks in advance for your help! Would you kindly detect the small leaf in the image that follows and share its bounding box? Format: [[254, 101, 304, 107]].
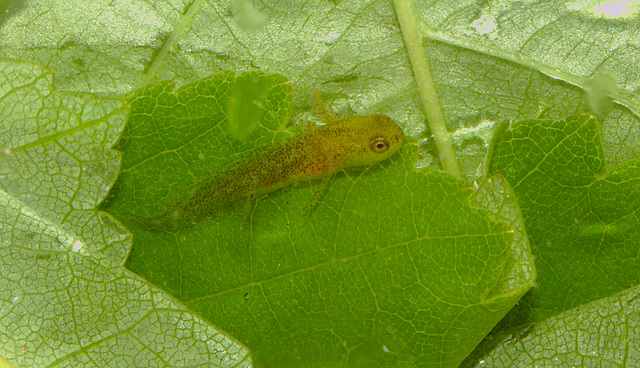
[[227, 72, 283, 140], [469, 284, 640, 367]]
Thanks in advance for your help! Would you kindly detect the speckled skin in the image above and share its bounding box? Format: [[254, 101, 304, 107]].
[[138, 97, 404, 230]]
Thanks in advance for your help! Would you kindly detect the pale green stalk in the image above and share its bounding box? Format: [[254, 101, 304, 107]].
[[393, 0, 461, 177], [138, 0, 207, 88]]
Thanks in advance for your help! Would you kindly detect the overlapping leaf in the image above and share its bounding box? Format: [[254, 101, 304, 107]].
[[469, 284, 640, 367], [0, 60, 251, 367], [462, 114, 640, 366], [488, 114, 640, 322]]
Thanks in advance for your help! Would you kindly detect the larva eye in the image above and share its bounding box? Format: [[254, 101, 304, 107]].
[[370, 136, 390, 153]]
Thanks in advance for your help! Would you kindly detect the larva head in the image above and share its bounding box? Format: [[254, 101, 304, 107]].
[[322, 114, 405, 170]]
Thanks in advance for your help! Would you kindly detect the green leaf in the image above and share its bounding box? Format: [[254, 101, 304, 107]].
[[486, 113, 640, 321], [2, 0, 638, 177], [227, 72, 282, 140], [0, 60, 251, 367], [470, 174, 536, 297], [468, 284, 640, 366], [102, 70, 533, 368], [463, 114, 640, 367], [3, 0, 640, 366]]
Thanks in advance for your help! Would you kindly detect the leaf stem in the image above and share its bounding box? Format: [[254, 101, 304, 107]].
[[138, 0, 207, 88], [393, 0, 461, 177]]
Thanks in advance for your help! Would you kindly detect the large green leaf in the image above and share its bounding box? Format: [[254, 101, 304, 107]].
[[103, 70, 533, 368], [0, 60, 250, 367], [487, 114, 640, 322], [2, 0, 640, 366], [2, 0, 638, 176]]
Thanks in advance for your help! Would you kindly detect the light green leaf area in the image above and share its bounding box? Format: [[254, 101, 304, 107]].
[[2, 0, 638, 178], [487, 114, 640, 323], [0, 60, 250, 367], [102, 70, 534, 368], [4, 0, 639, 366], [470, 284, 640, 367], [470, 175, 536, 297]]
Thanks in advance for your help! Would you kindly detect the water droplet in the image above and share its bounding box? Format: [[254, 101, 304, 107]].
[[325, 32, 339, 46]]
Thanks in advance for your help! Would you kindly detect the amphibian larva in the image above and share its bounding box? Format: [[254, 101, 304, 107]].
[[136, 92, 404, 230]]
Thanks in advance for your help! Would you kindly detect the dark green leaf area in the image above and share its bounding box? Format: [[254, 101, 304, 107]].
[[185, 146, 516, 368], [489, 113, 640, 322], [104, 71, 523, 368]]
